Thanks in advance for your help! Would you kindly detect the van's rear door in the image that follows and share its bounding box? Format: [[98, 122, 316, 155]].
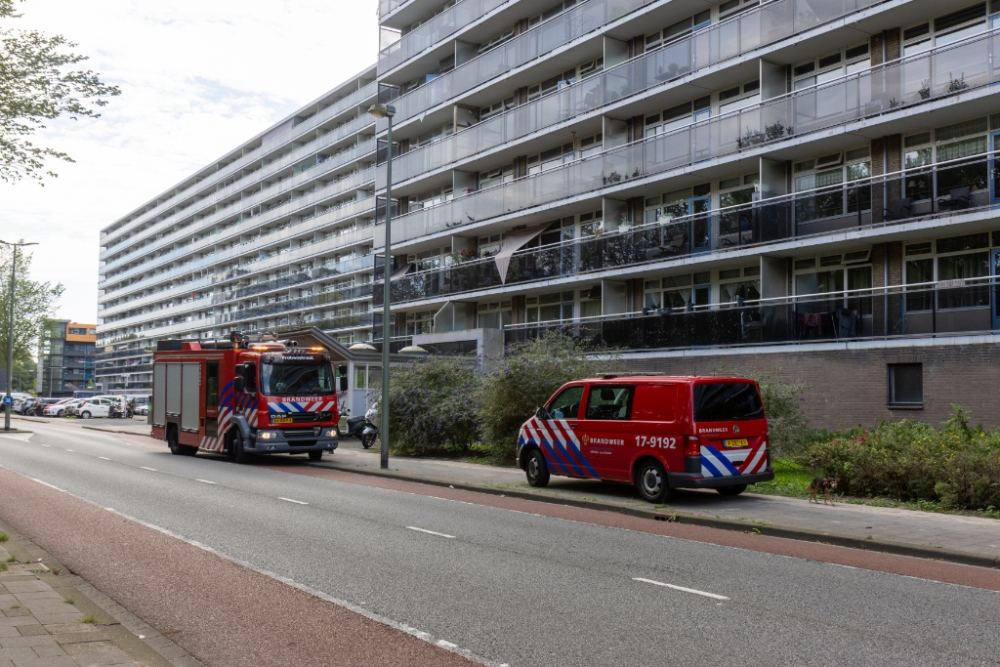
[[692, 381, 769, 479]]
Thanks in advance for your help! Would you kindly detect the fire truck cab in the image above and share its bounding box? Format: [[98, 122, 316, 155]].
[[152, 333, 343, 462]]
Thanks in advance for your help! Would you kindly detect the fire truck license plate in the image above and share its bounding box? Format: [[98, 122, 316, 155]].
[[271, 417, 293, 424], [724, 438, 748, 448]]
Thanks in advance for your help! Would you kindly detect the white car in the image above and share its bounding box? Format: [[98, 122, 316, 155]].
[[43, 398, 76, 417], [78, 397, 115, 419]]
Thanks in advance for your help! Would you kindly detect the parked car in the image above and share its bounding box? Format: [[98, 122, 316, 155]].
[[43, 398, 75, 417], [78, 397, 116, 419], [15, 397, 40, 415]]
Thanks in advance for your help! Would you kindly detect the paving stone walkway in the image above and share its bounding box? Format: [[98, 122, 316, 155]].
[[0, 529, 202, 667]]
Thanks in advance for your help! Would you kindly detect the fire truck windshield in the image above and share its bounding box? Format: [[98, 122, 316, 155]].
[[260, 359, 335, 396]]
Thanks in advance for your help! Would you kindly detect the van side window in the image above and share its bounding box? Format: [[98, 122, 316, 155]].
[[585, 385, 634, 420], [632, 385, 678, 421], [548, 386, 584, 419]]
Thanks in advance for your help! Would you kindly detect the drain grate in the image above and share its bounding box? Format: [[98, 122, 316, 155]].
[[4, 563, 49, 574]]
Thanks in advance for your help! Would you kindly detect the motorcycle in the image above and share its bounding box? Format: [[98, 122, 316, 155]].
[[342, 402, 379, 449]]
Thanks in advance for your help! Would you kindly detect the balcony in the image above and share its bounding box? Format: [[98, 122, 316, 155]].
[[379, 0, 507, 74], [383, 28, 1000, 247], [383, 0, 888, 188], [504, 281, 997, 351], [378, 149, 1000, 306]]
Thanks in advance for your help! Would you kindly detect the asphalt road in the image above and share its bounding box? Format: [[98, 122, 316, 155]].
[[2, 421, 999, 667]]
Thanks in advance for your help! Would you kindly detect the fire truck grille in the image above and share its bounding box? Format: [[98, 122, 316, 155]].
[[271, 412, 319, 424]]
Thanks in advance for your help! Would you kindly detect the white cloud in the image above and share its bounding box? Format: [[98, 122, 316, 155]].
[[0, 0, 378, 324]]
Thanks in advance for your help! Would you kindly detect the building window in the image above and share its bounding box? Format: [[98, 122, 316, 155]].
[[903, 117, 990, 202], [793, 43, 870, 91], [645, 97, 710, 138], [904, 233, 991, 310], [527, 291, 574, 323], [903, 3, 988, 57], [888, 363, 923, 407], [477, 301, 512, 329], [793, 147, 872, 223], [644, 10, 711, 53]]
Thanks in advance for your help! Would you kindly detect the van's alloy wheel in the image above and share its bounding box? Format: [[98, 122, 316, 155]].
[[525, 448, 550, 487], [80, 411, 91, 420], [636, 459, 671, 503]]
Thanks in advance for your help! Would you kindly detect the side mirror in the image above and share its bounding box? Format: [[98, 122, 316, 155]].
[[233, 376, 245, 393], [535, 406, 551, 421], [234, 363, 245, 376], [337, 364, 347, 376], [339, 376, 348, 392]]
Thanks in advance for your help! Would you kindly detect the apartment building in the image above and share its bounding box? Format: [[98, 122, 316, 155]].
[[95, 68, 379, 395], [39, 321, 97, 397], [373, 0, 1000, 428], [99, 0, 1000, 427]]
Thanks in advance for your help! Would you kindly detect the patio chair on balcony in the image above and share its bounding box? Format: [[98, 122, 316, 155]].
[[659, 234, 687, 256], [883, 198, 911, 221], [938, 186, 971, 212]]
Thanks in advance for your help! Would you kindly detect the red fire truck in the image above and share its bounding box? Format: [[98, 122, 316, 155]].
[[151, 333, 344, 462]]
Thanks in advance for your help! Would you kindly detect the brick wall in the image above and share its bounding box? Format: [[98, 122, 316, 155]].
[[621, 341, 1000, 430]]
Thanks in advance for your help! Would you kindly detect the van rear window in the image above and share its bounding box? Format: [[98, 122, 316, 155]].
[[693, 383, 764, 422]]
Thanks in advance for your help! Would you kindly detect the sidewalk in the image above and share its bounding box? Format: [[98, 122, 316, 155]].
[[0, 522, 203, 667], [25, 417, 1000, 568]]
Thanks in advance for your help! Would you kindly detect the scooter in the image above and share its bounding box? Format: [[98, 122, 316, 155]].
[[343, 404, 379, 449]]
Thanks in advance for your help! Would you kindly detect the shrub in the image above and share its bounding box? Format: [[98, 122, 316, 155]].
[[386, 355, 481, 455], [804, 406, 1000, 510], [478, 332, 617, 463], [725, 370, 810, 456]]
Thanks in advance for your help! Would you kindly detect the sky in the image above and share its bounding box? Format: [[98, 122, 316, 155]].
[[1, 0, 379, 325]]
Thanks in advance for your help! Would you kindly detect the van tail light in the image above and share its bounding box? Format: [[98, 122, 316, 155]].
[[685, 435, 701, 457]]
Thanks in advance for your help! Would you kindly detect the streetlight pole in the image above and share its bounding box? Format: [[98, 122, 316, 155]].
[[1, 240, 38, 432], [368, 103, 395, 470]]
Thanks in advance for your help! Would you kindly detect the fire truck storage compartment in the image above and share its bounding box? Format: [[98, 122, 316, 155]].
[[155, 362, 201, 433], [181, 363, 200, 433], [153, 364, 167, 427]]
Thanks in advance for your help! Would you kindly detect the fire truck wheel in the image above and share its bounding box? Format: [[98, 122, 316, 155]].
[[228, 430, 249, 464], [308, 450, 323, 461], [635, 459, 672, 503], [525, 448, 550, 487]]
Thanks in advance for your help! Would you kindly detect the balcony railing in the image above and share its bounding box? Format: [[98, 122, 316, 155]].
[[385, 27, 1000, 246], [383, 0, 888, 187], [504, 280, 999, 351], [379, 0, 508, 74], [378, 149, 1000, 305]]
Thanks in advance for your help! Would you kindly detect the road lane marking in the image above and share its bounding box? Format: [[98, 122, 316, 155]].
[[195, 479, 216, 485], [278, 497, 308, 505], [140, 467, 157, 472], [407, 526, 456, 539], [42, 444, 50, 447], [65, 449, 75, 452], [98, 457, 111, 461], [633, 578, 729, 600], [30, 478, 64, 492]]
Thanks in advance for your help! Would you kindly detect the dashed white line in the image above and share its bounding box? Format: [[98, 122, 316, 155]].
[[65, 449, 75, 452], [140, 467, 157, 472], [30, 478, 63, 492], [278, 497, 308, 505], [407, 526, 456, 539], [41, 444, 50, 448], [98, 457, 111, 461], [195, 479, 216, 485], [633, 577, 729, 600]]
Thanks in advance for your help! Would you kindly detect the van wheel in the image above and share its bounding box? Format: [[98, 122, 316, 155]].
[[229, 430, 249, 464], [717, 484, 747, 496], [525, 448, 550, 487], [80, 411, 91, 420], [635, 459, 672, 503]]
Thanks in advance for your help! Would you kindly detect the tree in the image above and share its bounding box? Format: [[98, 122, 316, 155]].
[[1, 0, 121, 183], [0, 242, 63, 379]]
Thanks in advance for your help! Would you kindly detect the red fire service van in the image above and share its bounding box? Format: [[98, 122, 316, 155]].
[[151, 333, 344, 462], [516, 375, 773, 502]]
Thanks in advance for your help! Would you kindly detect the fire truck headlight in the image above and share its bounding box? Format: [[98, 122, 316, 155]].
[[323, 428, 338, 438], [258, 431, 277, 441]]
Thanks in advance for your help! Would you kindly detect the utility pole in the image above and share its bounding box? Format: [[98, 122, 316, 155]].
[[1, 240, 39, 432]]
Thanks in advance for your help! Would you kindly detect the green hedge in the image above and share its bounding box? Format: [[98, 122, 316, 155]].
[[804, 407, 1000, 510]]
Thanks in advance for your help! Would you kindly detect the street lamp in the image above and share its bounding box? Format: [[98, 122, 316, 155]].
[[1, 240, 39, 432], [369, 103, 395, 470]]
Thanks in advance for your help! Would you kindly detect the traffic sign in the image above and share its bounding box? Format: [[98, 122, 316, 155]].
[[2, 395, 12, 406]]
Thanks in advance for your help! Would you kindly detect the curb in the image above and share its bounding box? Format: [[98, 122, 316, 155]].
[[310, 461, 1000, 570]]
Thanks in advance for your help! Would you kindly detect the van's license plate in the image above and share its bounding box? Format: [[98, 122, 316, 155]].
[[724, 438, 749, 449], [271, 417, 293, 425]]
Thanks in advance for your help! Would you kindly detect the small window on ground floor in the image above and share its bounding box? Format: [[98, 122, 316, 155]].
[[888, 363, 923, 407]]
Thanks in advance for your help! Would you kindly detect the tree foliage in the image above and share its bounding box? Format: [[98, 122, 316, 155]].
[[0, 242, 64, 376], [1, 0, 121, 183]]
